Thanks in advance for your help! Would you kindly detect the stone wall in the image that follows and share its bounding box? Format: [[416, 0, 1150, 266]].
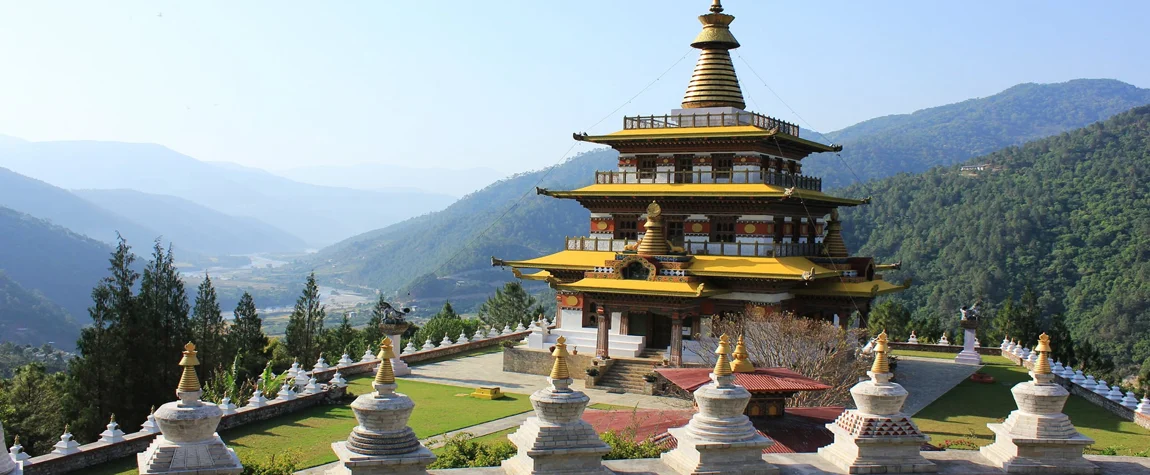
[[889, 342, 1000, 355], [20, 330, 531, 474], [503, 346, 595, 377], [1000, 349, 1138, 424]]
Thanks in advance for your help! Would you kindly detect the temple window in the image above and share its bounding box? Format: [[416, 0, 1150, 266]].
[[676, 155, 694, 183], [667, 218, 685, 245], [710, 216, 737, 243], [622, 261, 651, 280], [714, 155, 733, 180], [615, 215, 639, 240], [638, 156, 657, 180]]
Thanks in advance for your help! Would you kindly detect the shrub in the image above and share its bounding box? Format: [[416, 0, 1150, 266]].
[[601, 430, 666, 460], [586, 368, 600, 377], [500, 340, 518, 349], [429, 433, 517, 469], [240, 452, 300, 475]]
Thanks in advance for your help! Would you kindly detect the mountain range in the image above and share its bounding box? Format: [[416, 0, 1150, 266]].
[[839, 105, 1150, 370], [0, 139, 458, 246], [301, 79, 1150, 311], [270, 163, 506, 197]]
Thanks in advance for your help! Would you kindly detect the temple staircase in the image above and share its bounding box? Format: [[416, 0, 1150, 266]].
[[595, 358, 658, 394]]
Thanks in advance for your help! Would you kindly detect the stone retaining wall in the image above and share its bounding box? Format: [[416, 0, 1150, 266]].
[[20, 329, 532, 474], [890, 342, 1001, 355], [503, 345, 595, 377], [1000, 349, 1139, 425]]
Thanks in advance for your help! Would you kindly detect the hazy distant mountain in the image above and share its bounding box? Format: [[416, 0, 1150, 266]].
[[269, 163, 506, 197], [804, 79, 1150, 189], [0, 271, 80, 347], [307, 79, 1150, 310], [0, 167, 162, 247], [72, 189, 308, 255], [0, 205, 111, 339], [0, 140, 458, 245]]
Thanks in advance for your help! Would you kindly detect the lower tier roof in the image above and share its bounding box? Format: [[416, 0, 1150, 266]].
[[498, 250, 842, 281]]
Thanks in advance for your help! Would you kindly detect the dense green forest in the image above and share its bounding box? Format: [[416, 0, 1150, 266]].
[[841, 106, 1150, 372], [804, 79, 1150, 189], [0, 272, 79, 346]]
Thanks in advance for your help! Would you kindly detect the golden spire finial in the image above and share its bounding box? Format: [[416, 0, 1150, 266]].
[[1034, 333, 1052, 375], [177, 342, 201, 392], [824, 210, 849, 258], [549, 336, 571, 379], [713, 334, 733, 376], [12, 435, 18, 445], [110, 413, 116, 423], [637, 201, 671, 255], [682, 0, 744, 109], [63, 424, 70, 434], [374, 337, 396, 385], [870, 331, 890, 374], [730, 335, 754, 373]]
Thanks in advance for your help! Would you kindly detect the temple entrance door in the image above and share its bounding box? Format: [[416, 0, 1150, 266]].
[[649, 314, 672, 349]]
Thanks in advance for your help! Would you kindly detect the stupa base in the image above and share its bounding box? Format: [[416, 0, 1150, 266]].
[[326, 441, 435, 475], [391, 357, 411, 377], [502, 416, 612, 475], [137, 434, 242, 475], [660, 427, 777, 475], [818, 423, 936, 473], [954, 350, 982, 365], [980, 423, 1098, 474]]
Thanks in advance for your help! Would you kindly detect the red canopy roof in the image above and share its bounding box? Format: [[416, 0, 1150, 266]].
[[655, 367, 831, 393]]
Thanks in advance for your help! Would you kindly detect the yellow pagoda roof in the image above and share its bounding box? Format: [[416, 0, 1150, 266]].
[[497, 250, 840, 281], [577, 126, 840, 153], [513, 270, 553, 282], [793, 278, 908, 297], [555, 278, 724, 298], [541, 183, 865, 206]]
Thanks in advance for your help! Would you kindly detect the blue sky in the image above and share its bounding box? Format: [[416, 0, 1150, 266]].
[[1, 1, 1146, 174]]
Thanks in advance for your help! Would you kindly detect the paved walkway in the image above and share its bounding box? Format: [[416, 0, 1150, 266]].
[[893, 355, 981, 415], [422, 412, 533, 448]]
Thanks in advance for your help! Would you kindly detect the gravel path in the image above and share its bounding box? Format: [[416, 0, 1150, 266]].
[[894, 355, 981, 415]]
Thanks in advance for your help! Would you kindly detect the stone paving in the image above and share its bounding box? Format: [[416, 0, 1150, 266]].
[[894, 355, 982, 416]]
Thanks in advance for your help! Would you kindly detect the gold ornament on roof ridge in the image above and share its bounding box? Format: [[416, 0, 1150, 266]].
[[550, 336, 572, 380], [730, 335, 754, 373], [870, 331, 890, 374], [637, 201, 671, 256], [713, 334, 733, 376], [177, 341, 201, 393], [374, 337, 396, 385]]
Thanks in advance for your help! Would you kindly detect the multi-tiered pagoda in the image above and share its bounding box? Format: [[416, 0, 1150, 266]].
[[493, 0, 905, 366]]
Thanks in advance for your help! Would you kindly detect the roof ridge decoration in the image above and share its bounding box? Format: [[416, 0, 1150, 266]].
[[637, 201, 672, 256], [682, 0, 745, 109]]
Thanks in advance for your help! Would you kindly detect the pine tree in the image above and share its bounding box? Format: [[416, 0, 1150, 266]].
[[477, 282, 542, 330], [363, 293, 388, 348], [138, 242, 190, 409], [230, 292, 269, 377], [866, 300, 911, 340], [285, 273, 326, 363], [321, 313, 359, 359], [191, 273, 226, 374]]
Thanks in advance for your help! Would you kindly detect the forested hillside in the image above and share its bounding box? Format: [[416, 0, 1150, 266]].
[[805, 79, 1150, 189], [0, 271, 79, 346], [0, 206, 114, 327], [840, 106, 1150, 369]]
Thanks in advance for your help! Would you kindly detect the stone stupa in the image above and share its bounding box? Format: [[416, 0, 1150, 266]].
[[818, 331, 935, 473], [327, 337, 435, 475], [661, 334, 777, 475], [502, 336, 610, 475], [137, 342, 243, 474], [981, 334, 1098, 473]]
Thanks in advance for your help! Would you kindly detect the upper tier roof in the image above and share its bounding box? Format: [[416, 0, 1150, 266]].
[[539, 183, 866, 206]]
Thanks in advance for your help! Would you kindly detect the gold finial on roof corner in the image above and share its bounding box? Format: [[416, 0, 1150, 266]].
[[549, 336, 571, 379], [1034, 333, 1052, 375], [713, 334, 733, 377], [374, 337, 396, 385], [870, 331, 890, 374], [730, 335, 754, 373], [177, 341, 202, 393]]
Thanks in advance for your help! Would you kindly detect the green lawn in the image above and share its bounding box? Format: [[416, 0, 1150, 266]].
[[892, 349, 961, 360], [913, 356, 1150, 455], [87, 375, 532, 474]]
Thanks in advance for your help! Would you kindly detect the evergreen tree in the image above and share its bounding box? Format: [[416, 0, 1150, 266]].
[[321, 313, 359, 360], [1045, 313, 1075, 364], [0, 363, 67, 456], [363, 293, 388, 349], [866, 300, 912, 340], [190, 273, 226, 374], [285, 273, 326, 363], [230, 292, 269, 377], [477, 282, 542, 330], [137, 242, 190, 411]]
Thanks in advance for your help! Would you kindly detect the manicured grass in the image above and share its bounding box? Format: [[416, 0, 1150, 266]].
[[912, 357, 1150, 455], [87, 375, 532, 473], [409, 344, 508, 367], [892, 349, 962, 360]]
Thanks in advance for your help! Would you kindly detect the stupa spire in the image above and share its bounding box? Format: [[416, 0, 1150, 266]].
[[1033, 333, 1052, 376], [637, 201, 671, 255], [549, 336, 572, 380], [730, 335, 755, 373], [712, 334, 733, 377], [682, 0, 745, 109], [177, 342, 201, 393], [374, 337, 397, 386], [823, 210, 850, 258], [870, 331, 890, 374]]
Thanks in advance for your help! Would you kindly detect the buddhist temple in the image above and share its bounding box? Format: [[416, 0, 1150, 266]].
[[493, 0, 904, 369]]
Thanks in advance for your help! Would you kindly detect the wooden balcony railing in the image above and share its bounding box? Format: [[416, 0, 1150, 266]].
[[593, 169, 822, 192], [565, 236, 823, 258], [623, 111, 800, 137]]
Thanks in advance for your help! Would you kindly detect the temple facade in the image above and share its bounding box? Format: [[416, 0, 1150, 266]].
[[493, 0, 904, 365]]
